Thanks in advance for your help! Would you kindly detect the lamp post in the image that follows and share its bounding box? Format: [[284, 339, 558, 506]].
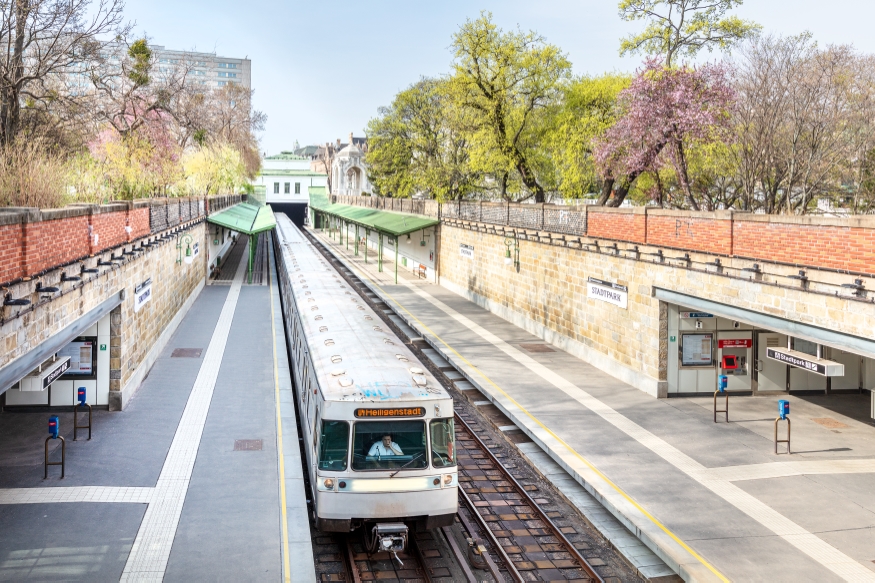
[[176, 234, 194, 265], [504, 233, 520, 272]]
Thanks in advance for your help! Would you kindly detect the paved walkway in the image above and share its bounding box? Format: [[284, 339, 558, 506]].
[[0, 238, 314, 582], [314, 227, 875, 583]]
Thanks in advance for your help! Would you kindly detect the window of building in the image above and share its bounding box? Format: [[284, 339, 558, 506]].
[[273, 182, 280, 194], [218, 62, 238, 69], [295, 182, 301, 194], [218, 81, 226, 87], [284, 183, 290, 194]]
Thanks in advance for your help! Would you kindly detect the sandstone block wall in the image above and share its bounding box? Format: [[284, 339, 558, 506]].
[[439, 222, 875, 396]]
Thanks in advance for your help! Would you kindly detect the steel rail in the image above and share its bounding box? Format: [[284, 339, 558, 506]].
[[408, 532, 434, 583], [341, 535, 362, 583], [458, 485, 522, 582], [455, 413, 605, 583], [439, 526, 479, 583]]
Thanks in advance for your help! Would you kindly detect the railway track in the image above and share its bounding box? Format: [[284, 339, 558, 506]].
[[302, 227, 635, 582], [454, 413, 603, 582]]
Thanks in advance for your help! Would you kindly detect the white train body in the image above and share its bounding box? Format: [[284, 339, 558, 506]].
[[273, 215, 457, 534]]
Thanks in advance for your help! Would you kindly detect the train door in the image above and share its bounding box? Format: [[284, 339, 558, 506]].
[[756, 332, 788, 392]]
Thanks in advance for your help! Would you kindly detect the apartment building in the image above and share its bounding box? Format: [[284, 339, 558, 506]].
[[152, 46, 251, 89]]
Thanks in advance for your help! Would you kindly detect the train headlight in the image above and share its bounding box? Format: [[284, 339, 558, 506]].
[[323, 478, 335, 490], [443, 474, 454, 486]]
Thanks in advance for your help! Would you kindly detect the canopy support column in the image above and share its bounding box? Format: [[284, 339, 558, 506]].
[[355, 224, 359, 256], [364, 228, 369, 263], [394, 236, 398, 284], [248, 233, 257, 284], [378, 232, 383, 273]]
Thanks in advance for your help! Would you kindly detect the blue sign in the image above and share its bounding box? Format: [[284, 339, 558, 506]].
[[77, 387, 87, 406], [48, 415, 59, 438], [718, 375, 728, 392], [778, 400, 789, 420]]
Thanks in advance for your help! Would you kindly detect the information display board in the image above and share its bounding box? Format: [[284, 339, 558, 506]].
[[682, 333, 713, 366], [58, 337, 97, 378]]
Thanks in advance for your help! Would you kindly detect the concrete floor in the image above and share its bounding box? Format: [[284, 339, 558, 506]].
[[0, 272, 303, 581]]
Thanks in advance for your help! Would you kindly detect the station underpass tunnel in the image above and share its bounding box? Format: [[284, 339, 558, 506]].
[[660, 288, 875, 424]]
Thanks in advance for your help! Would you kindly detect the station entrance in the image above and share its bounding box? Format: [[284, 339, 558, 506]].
[[658, 288, 875, 420]]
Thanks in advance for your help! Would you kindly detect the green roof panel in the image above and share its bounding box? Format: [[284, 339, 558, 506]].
[[314, 202, 438, 237], [208, 203, 276, 235]]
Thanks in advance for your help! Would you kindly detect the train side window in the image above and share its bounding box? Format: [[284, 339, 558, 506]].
[[430, 418, 456, 467], [318, 420, 349, 471]]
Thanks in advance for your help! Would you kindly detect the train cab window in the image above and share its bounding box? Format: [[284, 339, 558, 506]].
[[430, 418, 456, 467], [318, 421, 349, 471], [352, 421, 428, 471]]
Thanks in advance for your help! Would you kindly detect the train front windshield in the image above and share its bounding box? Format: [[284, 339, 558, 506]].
[[353, 421, 428, 471]]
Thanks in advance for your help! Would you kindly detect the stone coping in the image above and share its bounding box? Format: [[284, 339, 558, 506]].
[[0, 196, 235, 227]]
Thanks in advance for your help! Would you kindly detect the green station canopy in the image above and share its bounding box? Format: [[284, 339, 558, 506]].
[[208, 202, 276, 235], [314, 202, 439, 237]]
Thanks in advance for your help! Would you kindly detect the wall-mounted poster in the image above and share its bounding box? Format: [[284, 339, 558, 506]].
[[682, 333, 713, 366], [58, 337, 97, 378]]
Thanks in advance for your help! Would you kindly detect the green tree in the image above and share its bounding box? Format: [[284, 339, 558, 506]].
[[449, 12, 571, 202], [618, 0, 760, 66], [367, 77, 477, 201], [545, 74, 630, 200]]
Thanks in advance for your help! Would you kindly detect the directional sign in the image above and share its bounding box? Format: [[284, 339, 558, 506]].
[[766, 348, 844, 377]]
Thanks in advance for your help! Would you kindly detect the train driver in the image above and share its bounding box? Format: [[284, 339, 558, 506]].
[[368, 434, 404, 457]]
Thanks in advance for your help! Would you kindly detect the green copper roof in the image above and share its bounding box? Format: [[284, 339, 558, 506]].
[[208, 203, 276, 235], [309, 186, 329, 210], [264, 151, 308, 161], [314, 202, 438, 237], [260, 169, 326, 177]]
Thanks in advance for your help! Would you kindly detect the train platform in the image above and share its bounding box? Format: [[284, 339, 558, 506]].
[[312, 227, 875, 583], [0, 238, 315, 582]]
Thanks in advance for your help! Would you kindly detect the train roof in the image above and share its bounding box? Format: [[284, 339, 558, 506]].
[[275, 214, 451, 405]]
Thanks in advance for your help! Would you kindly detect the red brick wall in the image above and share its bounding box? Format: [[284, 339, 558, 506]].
[[90, 211, 129, 254], [0, 199, 214, 286], [645, 213, 733, 255], [128, 207, 150, 239], [733, 220, 875, 274], [587, 209, 646, 243], [0, 223, 24, 283], [23, 216, 91, 275]]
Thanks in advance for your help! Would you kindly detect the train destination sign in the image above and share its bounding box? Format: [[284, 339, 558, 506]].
[[766, 348, 845, 377], [355, 407, 426, 418], [587, 277, 628, 309]]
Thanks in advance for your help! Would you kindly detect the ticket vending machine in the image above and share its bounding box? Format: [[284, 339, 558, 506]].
[[717, 332, 753, 391]]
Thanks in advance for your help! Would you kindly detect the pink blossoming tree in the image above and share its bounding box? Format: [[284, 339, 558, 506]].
[[594, 59, 735, 209]]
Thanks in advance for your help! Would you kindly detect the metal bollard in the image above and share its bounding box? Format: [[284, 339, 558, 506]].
[[45, 415, 65, 479], [714, 375, 729, 423], [775, 399, 791, 454], [73, 387, 92, 441]]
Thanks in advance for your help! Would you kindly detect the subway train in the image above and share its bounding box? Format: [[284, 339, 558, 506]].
[[273, 213, 457, 555]]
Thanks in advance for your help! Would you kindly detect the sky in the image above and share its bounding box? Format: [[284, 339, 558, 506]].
[[121, 0, 875, 155]]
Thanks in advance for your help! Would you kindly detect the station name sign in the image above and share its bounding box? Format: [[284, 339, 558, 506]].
[[355, 407, 426, 418], [134, 278, 152, 313], [459, 244, 474, 260], [766, 348, 845, 377], [43, 358, 70, 389], [587, 277, 628, 309]]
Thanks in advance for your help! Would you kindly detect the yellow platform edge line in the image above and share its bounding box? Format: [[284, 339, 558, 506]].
[[327, 237, 728, 583], [269, 239, 293, 583]]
